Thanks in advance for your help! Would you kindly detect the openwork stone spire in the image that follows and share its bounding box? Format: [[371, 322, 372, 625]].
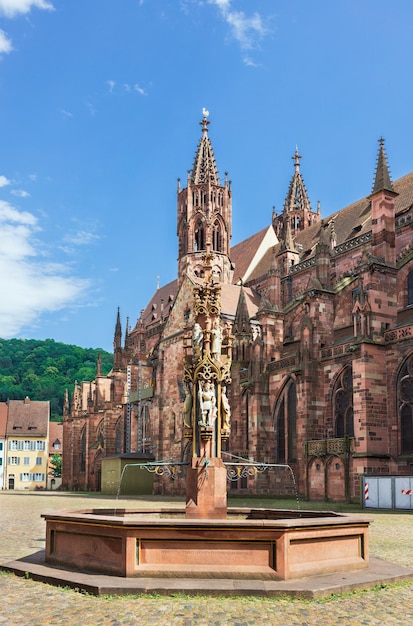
[[371, 137, 394, 194], [283, 147, 312, 216], [191, 109, 220, 185]]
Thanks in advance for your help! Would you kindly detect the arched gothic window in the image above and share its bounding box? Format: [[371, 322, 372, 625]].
[[334, 366, 354, 438], [212, 220, 222, 252], [115, 418, 123, 455], [194, 219, 205, 251], [398, 354, 413, 455], [408, 270, 413, 307], [275, 379, 297, 463], [80, 425, 86, 472], [96, 420, 104, 448]]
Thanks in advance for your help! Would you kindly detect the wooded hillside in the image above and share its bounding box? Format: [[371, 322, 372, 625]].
[[0, 338, 113, 421]]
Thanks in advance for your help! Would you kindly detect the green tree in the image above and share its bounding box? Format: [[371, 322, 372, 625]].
[[50, 453, 62, 477], [0, 338, 113, 420]]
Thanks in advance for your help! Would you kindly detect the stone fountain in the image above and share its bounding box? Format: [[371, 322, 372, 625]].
[[41, 244, 371, 581]]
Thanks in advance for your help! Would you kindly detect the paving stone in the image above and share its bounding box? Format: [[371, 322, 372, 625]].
[[0, 493, 413, 625]]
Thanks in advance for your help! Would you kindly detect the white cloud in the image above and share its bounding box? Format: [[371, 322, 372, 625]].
[[0, 199, 90, 338], [0, 29, 12, 54], [0, 174, 11, 187], [0, 0, 54, 18], [63, 229, 100, 246], [206, 0, 270, 59], [59, 108, 73, 118], [133, 83, 147, 96], [107, 80, 116, 94], [11, 189, 30, 198]]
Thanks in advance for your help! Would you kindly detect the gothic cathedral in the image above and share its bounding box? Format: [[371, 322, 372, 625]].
[[63, 113, 413, 502]]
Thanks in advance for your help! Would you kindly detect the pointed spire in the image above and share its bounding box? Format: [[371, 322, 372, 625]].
[[293, 146, 302, 173], [283, 147, 312, 216], [233, 285, 251, 335], [191, 109, 220, 185], [124, 316, 130, 349], [114, 307, 122, 350], [96, 352, 102, 377], [63, 388, 69, 417], [372, 137, 394, 194]]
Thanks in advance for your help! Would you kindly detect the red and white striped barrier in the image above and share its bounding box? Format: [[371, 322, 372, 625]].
[[401, 489, 412, 495], [364, 482, 369, 501]]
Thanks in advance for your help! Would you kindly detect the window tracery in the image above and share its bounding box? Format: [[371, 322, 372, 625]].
[[399, 354, 413, 455], [334, 366, 354, 438]]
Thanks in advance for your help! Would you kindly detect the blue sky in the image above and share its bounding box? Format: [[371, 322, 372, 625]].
[[0, 0, 412, 352]]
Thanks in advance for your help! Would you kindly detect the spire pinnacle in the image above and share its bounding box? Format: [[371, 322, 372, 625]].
[[192, 109, 219, 185], [283, 149, 312, 216], [114, 307, 122, 350], [371, 137, 394, 194], [293, 146, 302, 173]]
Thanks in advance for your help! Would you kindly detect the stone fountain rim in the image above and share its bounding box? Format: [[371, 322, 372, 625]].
[[41, 507, 372, 529]]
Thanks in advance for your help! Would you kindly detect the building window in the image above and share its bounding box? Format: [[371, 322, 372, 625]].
[[8, 457, 20, 465], [275, 379, 297, 463], [212, 220, 222, 252], [0, 442, 3, 451], [334, 366, 354, 438], [80, 426, 86, 472], [36, 457, 42, 466], [24, 457, 30, 465], [19, 472, 45, 482], [194, 219, 205, 251], [399, 354, 413, 455], [408, 270, 413, 307], [115, 419, 123, 455]]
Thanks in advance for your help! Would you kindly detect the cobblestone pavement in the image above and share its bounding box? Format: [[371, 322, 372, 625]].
[[0, 492, 412, 625]]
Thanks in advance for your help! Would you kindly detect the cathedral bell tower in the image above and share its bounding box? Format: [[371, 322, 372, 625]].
[[177, 110, 233, 286]]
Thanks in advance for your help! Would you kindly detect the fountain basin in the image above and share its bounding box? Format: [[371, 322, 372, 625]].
[[42, 508, 370, 580]]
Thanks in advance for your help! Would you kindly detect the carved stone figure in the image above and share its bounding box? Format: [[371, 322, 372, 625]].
[[210, 319, 222, 360], [221, 385, 231, 429], [198, 380, 216, 426], [183, 383, 193, 427], [192, 323, 204, 360]]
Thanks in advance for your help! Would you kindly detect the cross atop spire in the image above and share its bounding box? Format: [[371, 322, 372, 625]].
[[371, 137, 394, 194], [293, 146, 302, 173], [191, 109, 220, 185]]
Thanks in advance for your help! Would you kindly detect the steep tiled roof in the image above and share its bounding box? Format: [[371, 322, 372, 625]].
[[6, 399, 49, 437], [230, 226, 277, 284], [221, 283, 261, 318], [48, 421, 63, 455], [138, 279, 179, 329], [0, 402, 8, 438], [394, 171, 413, 212]]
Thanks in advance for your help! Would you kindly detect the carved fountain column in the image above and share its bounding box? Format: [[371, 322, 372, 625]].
[[183, 244, 232, 519]]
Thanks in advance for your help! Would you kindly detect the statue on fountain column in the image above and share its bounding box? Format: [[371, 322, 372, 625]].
[[183, 382, 193, 428], [210, 319, 222, 361], [192, 323, 204, 361], [221, 385, 231, 430], [198, 380, 216, 426]]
